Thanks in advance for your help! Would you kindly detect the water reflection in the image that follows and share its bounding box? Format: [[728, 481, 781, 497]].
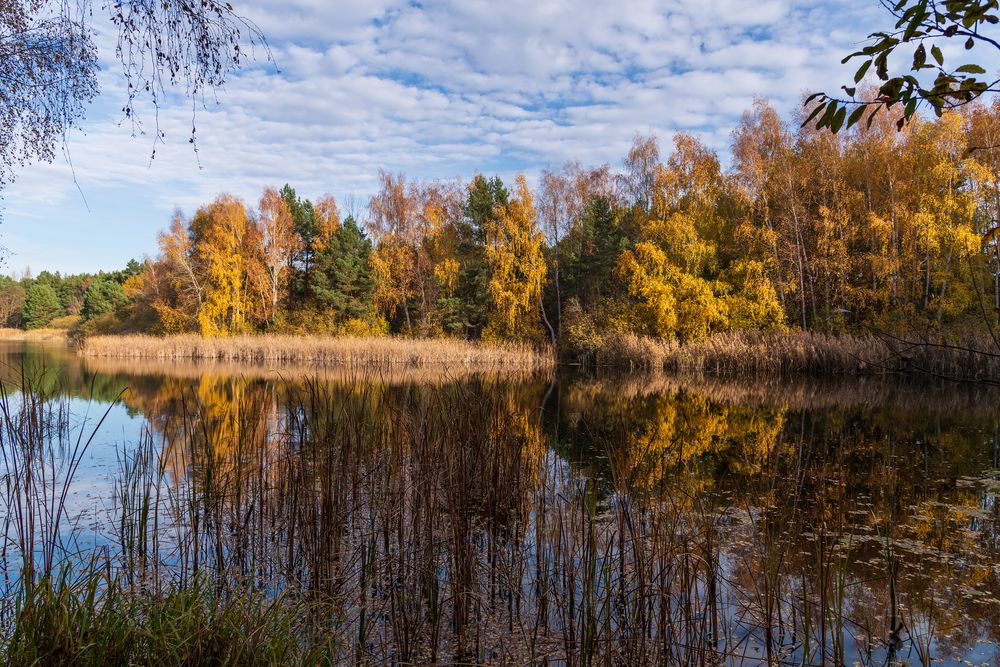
[[0, 340, 998, 664]]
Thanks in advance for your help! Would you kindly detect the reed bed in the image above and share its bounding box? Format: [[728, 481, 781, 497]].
[[79, 333, 554, 373], [0, 370, 991, 664], [78, 353, 547, 385], [594, 329, 1000, 381], [0, 328, 68, 342]]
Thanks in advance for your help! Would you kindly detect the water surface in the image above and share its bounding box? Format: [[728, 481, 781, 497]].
[[1, 339, 998, 666]]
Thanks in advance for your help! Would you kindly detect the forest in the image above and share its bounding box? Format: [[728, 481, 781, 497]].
[[7, 97, 1000, 361]]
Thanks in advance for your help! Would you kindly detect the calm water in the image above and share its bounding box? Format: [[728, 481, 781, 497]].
[[1, 339, 999, 665]]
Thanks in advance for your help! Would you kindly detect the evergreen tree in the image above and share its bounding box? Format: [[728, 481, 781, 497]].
[[561, 195, 631, 308], [453, 175, 508, 338], [82, 280, 128, 320], [311, 216, 376, 324], [22, 283, 64, 329], [282, 184, 319, 281]]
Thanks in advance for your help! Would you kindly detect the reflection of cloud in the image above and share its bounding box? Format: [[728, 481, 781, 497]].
[[6, 0, 977, 274]]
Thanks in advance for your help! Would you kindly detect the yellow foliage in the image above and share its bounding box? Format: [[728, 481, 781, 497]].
[[484, 174, 547, 340], [337, 315, 389, 337], [722, 260, 785, 330], [434, 257, 459, 293], [193, 195, 260, 337], [616, 241, 728, 341], [122, 272, 145, 299]]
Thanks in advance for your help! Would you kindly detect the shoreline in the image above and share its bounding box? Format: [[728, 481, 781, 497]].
[[0, 328, 69, 342], [3, 329, 998, 382]]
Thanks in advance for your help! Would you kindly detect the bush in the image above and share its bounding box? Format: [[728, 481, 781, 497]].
[[47, 315, 82, 330], [74, 313, 127, 338]]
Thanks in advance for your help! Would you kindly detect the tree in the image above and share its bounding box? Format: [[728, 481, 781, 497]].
[[256, 187, 300, 325], [484, 175, 548, 340], [282, 185, 319, 287], [368, 171, 420, 332], [559, 194, 631, 309], [455, 175, 508, 338], [808, 0, 1000, 133], [156, 211, 204, 331], [538, 162, 614, 341], [311, 216, 377, 327], [82, 280, 128, 320], [191, 195, 259, 336], [22, 283, 64, 329], [0, 278, 25, 327], [622, 134, 660, 211], [0, 1, 267, 192]]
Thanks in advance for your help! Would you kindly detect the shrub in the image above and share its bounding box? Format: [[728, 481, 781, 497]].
[[46, 315, 82, 330]]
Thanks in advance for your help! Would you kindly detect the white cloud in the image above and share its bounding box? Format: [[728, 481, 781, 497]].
[[4, 0, 952, 274]]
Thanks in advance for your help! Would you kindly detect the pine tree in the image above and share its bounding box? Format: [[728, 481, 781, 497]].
[[311, 216, 376, 326], [82, 280, 128, 321], [22, 283, 64, 329]]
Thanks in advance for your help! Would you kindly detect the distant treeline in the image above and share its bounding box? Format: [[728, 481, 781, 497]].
[[9, 98, 1000, 358], [0, 261, 142, 331]]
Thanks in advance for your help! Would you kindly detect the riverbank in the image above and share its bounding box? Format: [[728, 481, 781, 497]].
[[78, 333, 554, 372]]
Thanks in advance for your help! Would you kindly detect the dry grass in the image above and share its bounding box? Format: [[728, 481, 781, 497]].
[[594, 329, 1000, 381], [0, 328, 68, 342], [79, 333, 554, 373]]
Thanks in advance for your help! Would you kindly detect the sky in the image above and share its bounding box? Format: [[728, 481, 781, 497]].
[[0, 0, 976, 275]]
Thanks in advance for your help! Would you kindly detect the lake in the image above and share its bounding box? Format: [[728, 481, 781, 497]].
[[1, 339, 998, 665]]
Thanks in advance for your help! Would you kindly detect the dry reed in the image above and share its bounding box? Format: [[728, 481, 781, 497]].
[[594, 329, 1000, 381], [0, 328, 68, 342], [79, 333, 554, 373]]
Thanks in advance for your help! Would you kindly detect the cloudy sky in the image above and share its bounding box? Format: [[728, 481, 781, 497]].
[[0, 0, 945, 274]]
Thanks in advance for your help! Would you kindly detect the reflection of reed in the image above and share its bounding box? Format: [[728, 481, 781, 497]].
[[81, 334, 553, 372], [573, 370, 1000, 415], [80, 353, 551, 385]]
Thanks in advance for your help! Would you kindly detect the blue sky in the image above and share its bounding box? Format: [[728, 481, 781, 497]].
[[0, 0, 975, 275]]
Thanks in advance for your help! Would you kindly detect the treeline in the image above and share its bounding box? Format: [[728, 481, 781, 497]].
[[0, 261, 142, 330], [9, 98, 1000, 355]]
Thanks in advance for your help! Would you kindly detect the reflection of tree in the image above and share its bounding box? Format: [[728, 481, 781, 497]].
[[718, 417, 1000, 662], [556, 379, 1000, 662], [558, 384, 787, 493]]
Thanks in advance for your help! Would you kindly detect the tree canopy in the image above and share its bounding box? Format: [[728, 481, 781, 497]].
[[7, 97, 1000, 359], [22, 283, 63, 329]]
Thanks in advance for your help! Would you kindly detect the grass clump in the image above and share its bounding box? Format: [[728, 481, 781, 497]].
[[6, 571, 338, 666]]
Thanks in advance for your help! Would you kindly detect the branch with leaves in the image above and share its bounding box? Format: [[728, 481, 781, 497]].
[[806, 0, 1000, 132], [0, 0, 268, 194]]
